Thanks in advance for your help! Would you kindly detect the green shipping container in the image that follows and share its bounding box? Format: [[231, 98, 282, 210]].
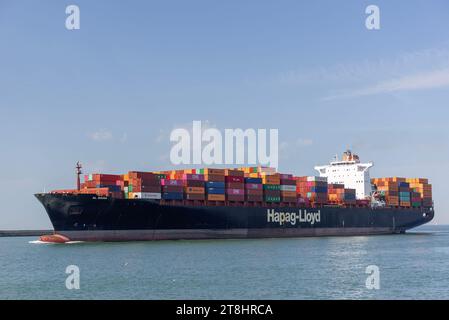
[[263, 184, 281, 191], [265, 196, 281, 202]]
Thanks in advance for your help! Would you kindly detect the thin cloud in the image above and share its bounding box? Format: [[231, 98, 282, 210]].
[[84, 160, 108, 173], [89, 129, 113, 142], [279, 47, 449, 86], [323, 68, 449, 101], [119, 133, 128, 143], [296, 138, 313, 147]]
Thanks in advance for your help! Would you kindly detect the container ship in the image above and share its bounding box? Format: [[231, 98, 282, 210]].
[[35, 151, 434, 242]]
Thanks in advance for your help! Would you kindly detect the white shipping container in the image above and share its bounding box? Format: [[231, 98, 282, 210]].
[[258, 167, 277, 174], [307, 176, 328, 182], [280, 185, 296, 192], [134, 192, 162, 199]]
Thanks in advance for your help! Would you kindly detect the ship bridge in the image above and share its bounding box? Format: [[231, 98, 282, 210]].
[[314, 150, 373, 199]]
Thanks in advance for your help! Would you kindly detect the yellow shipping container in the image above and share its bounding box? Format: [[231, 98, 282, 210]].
[[328, 194, 338, 201]]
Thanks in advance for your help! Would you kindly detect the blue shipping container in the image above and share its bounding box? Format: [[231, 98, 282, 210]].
[[162, 192, 184, 200], [97, 185, 121, 192], [207, 187, 225, 194], [311, 186, 328, 193], [206, 181, 225, 188], [245, 178, 263, 184]]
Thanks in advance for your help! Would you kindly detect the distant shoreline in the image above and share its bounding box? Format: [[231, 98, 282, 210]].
[[0, 230, 53, 237]]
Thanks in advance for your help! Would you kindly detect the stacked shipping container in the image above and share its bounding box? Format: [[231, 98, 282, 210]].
[[327, 184, 357, 205], [261, 173, 281, 203], [183, 174, 205, 201], [295, 176, 328, 204], [372, 177, 433, 208], [201, 168, 226, 202], [407, 178, 432, 207], [225, 169, 245, 202], [81, 174, 123, 198], [280, 174, 296, 203], [128, 172, 162, 199], [74, 170, 432, 209]]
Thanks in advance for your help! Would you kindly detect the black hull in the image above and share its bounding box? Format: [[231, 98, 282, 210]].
[[35, 193, 434, 241]]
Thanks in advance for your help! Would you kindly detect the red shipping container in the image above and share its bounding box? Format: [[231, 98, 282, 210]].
[[264, 190, 281, 197], [245, 183, 263, 190], [182, 174, 205, 181], [225, 176, 244, 183], [129, 172, 160, 181], [185, 193, 205, 200], [132, 185, 161, 193], [281, 197, 297, 202], [227, 194, 245, 201], [280, 179, 296, 186], [91, 174, 122, 181], [183, 180, 205, 187], [204, 174, 225, 182], [246, 195, 264, 202], [246, 189, 263, 196], [226, 182, 244, 189], [162, 185, 183, 193], [225, 169, 244, 177], [226, 188, 245, 195], [130, 178, 161, 187], [161, 179, 184, 186]]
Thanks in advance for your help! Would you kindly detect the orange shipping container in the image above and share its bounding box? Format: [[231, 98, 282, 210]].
[[184, 187, 205, 194], [225, 169, 244, 177], [262, 174, 281, 185], [280, 191, 296, 197], [204, 174, 225, 182], [207, 194, 226, 201], [203, 168, 225, 176], [79, 188, 110, 196]]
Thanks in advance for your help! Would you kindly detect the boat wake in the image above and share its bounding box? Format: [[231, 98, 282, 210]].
[[29, 240, 84, 245]]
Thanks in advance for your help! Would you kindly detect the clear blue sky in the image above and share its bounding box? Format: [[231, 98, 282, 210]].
[[1, 0, 449, 228]]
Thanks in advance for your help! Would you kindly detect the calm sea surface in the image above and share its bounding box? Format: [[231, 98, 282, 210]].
[[1, 225, 448, 300]]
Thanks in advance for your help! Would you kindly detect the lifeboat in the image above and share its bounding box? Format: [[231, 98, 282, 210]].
[[39, 234, 70, 243]]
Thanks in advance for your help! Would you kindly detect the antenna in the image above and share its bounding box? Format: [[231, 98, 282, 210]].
[[76, 162, 82, 191]]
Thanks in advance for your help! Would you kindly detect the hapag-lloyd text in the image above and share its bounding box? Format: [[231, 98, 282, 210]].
[[267, 209, 321, 226]]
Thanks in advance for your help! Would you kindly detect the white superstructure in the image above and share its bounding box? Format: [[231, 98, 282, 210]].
[[314, 150, 373, 199]]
